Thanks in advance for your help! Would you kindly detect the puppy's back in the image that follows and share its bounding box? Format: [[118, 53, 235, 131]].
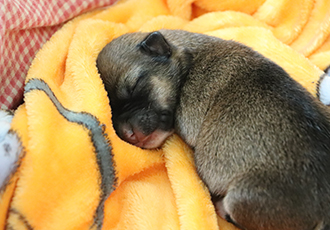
[[161, 30, 330, 229]]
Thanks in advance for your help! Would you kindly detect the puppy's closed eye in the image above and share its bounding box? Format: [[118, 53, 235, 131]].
[[117, 73, 147, 100], [130, 72, 148, 97]]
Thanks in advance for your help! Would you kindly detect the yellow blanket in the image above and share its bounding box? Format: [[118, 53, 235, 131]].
[[1, 0, 330, 229]]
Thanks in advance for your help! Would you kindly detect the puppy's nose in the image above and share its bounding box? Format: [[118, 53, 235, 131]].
[[122, 126, 137, 143], [122, 125, 149, 145]]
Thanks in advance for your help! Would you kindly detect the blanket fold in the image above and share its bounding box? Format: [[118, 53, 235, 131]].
[[1, 0, 330, 229]]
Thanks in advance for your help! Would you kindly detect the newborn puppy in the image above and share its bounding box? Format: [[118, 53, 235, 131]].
[[97, 30, 330, 230]]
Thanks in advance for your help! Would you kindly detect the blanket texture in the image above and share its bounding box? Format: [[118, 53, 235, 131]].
[[1, 0, 330, 229]]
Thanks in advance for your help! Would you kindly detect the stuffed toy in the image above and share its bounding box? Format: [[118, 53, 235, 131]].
[[1, 0, 330, 229]]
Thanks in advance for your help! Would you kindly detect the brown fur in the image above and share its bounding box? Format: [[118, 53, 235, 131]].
[[97, 30, 330, 230]]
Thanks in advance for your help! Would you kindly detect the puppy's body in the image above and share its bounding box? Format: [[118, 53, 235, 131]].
[[97, 30, 330, 230]]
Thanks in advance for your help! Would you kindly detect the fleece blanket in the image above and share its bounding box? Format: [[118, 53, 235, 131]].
[[1, 0, 330, 229]]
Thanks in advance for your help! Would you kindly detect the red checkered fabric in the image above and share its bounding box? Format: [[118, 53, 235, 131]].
[[0, 0, 117, 110]]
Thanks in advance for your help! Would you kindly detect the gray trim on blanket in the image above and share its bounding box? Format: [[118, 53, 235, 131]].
[[24, 78, 116, 230]]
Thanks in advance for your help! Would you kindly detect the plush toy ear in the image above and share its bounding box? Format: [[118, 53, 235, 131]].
[[139, 31, 171, 58]]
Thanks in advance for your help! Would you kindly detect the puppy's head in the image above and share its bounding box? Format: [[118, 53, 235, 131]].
[[97, 31, 191, 149]]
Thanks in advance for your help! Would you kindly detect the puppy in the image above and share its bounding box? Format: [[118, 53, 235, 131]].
[[97, 30, 330, 230]]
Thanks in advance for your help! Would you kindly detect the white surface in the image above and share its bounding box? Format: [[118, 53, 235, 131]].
[[0, 111, 21, 189], [319, 73, 330, 106]]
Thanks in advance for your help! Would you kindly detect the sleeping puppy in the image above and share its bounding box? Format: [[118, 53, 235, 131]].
[[97, 30, 330, 230]]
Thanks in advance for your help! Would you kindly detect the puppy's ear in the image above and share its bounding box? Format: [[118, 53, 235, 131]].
[[139, 31, 171, 58]]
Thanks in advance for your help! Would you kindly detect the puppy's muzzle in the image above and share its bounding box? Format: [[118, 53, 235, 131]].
[[117, 109, 174, 149]]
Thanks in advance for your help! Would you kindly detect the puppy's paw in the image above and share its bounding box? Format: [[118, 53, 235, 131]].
[[318, 68, 330, 106], [0, 110, 21, 190]]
